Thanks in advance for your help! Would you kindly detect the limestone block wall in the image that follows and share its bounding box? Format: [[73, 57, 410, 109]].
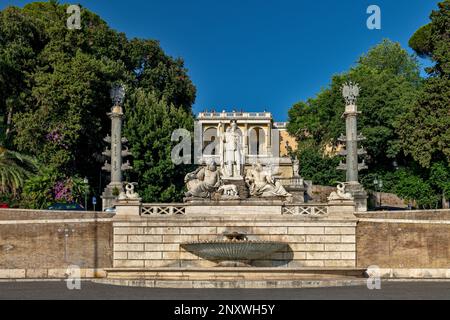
[[0, 209, 113, 278], [356, 210, 450, 268], [113, 216, 357, 269]]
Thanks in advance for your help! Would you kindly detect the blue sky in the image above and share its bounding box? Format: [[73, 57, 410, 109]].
[[2, 0, 438, 120]]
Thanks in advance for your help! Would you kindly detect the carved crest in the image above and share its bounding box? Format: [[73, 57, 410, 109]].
[[342, 82, 360, 105], [110, 84, 126, 106]]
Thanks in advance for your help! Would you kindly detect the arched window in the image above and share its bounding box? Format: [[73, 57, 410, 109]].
[[203, 127, 218, 155], [248, 127, 266, 155]]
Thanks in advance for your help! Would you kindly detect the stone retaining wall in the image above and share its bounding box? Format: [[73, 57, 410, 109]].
[[0, 209, 113, 278], [311, 185, 406, 208], [2, 208, 449, 280], [113, 216, 357, 269], [356, 210, 450, 268]]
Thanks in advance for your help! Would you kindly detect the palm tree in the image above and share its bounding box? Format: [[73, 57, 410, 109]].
[[0, 147, 38, 197]]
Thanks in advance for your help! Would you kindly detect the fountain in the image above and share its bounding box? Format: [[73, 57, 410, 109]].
[[181, 232, 287, 267], [107, 111, 360, 287]]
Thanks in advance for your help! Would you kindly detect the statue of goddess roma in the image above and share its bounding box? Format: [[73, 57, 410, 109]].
[[219, 121, 242, 179]]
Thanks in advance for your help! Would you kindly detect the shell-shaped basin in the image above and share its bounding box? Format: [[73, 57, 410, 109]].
[[181, 240, 286, 262]]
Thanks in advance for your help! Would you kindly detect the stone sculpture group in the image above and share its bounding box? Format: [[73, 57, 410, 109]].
[[185, 120, 294, 201], [184, 160, 291, 200]]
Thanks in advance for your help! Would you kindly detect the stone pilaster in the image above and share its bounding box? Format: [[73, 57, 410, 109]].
[[114, 199, 142, 217], [327, 199, 357, 218]]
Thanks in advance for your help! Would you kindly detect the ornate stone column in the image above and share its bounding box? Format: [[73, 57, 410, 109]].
[[101, 84, 133, 210], [338, 82, 368, 212]]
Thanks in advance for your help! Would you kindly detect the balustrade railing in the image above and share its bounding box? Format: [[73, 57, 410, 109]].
[[198, 112, 272, 119], [141, 203, 328, 217], [141, 204, 186, 216], [276, 177, 304, 187], [282, 205, 328, 216]]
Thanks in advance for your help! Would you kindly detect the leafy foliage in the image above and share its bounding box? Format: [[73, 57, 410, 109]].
[[296, 144, 344, 186], [0, 2, 196, 203], [430, 162, 450, 199], [409, 24, 433, 58], [399, 1, 450, 168], [124, 89, 194, 202], [392, 169, 440, 209], [0, 147, 38, 197], [21, 167, 88, 209], [288, 40, 421, 184]]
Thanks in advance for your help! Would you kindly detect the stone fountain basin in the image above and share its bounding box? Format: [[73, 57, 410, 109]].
[[181, 240, 286, 262]]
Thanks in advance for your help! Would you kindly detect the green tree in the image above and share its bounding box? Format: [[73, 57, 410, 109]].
[[0, 2, 196, 203], [0, 147, 38, 197], [408, 24, 433, 59], [429, 162, 450, 205], [0, 6, 42, 146], [295, 143, 344, 186], [288, 40, 421, 186], [123, 89, 194, 202], [21, 167, 88, 209], [393, 169, 440, 209], [399, 1, 450, 168]]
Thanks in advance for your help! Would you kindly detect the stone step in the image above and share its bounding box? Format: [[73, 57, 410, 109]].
[[99, 268, 367, 288], [94, 278, 367, 289], [104, 267, 367, 283]]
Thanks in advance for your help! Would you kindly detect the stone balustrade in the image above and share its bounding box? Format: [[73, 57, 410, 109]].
[[137, 203, 331, 217], [141, 204, 186, 216], [282, 205, 328, 216], [198, 111, 272, 119]]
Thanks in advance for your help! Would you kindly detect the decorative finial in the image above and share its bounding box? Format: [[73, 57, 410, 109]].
[[110, 83, 126, 107], [342, 82, 360, 105]]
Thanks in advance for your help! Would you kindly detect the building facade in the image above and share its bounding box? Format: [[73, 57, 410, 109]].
[[197, 111, 297, 178]]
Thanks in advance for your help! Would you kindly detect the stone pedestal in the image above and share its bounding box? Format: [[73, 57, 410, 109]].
[[346, 183, 368, 212], [221, 178, 249, 200], [289, 188, 306, 203], [101, 182, 122, 211], [327, 199, 357, 218], [115, 199, 142, 217], [184, 199, 289, 215], [276, 177, 307, 203]]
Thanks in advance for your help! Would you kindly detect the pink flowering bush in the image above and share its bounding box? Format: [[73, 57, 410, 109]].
[[53, 180, 74, 203], [22, 168, 88, 209]]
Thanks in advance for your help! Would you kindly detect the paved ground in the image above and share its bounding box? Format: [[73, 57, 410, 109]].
[[0, 280, 449, 300]]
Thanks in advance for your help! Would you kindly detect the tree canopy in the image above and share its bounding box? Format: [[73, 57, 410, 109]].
[[124, 89, 194, 202], [288, 29, 449, 208], [287, 2, 450, 208], [399, 0, 450, 168], [288, 40, 421, 170], [0, 2, 196, 205]]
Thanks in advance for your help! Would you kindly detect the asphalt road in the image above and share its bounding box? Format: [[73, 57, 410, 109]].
[[0, 281, 449, 300]]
